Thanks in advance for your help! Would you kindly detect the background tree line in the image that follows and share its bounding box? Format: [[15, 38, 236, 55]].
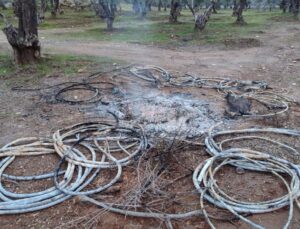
[[0, 0, 299, 64]]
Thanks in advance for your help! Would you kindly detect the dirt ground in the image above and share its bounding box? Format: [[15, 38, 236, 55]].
[[0, 19, 300, 229]]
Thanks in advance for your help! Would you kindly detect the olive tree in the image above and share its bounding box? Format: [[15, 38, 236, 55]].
[[1, 0, 41, 64], [169, 0, 181, 23], [291, 0, 299, 17], [183, 0, 213, 30], [39, 0, 47, 20], [233, 0, 247, 24], [92, 0, 117, 30], [132, 0, 154, 18]]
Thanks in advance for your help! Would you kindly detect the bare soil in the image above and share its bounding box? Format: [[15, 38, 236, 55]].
[[0, 19, 300, 229]]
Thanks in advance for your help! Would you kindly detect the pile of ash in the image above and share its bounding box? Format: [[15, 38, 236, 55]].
[[93, 93, 223, 138]]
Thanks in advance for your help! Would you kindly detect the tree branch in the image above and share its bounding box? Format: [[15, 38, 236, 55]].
[[183, 0, 195, 16]]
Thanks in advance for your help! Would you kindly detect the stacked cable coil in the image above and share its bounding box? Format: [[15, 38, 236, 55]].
[[2, 64, 300, 227], [79, 126, 300, 228], [0, 122, 148, 214], [193, 150, 300, 229], [191, 127, 300, 228], [1, 124, 300, 229]]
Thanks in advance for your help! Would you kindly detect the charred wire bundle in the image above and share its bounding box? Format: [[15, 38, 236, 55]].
[[12, 81, 116, 105], [10, 64, 297, 117], [128, 65, 269, 92], [127, 65, 297, 118], [54, 83, 103, 105], [129, 65, 172, 86]]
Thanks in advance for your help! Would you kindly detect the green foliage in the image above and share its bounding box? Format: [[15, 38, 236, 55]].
[[0, 8, 14, 27], [0, 53, 14, 76], [49, 8, 293, 46], [0, 52, 119, 79], [1, 5, 297, 50], [39, 9, 100, 29]]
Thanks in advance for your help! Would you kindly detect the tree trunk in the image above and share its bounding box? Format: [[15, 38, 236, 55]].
[[94, 0, 115, 30], [235, 0, 246, 24], [226, 0, 230, 9], [112, 3, 117, 12], [169, 0, 180, 23], [2, 0, 41, 64], [194, 5, 213, 31], [158, 0, 162, 11], [291, 0, 300, 17], [140, 0, 153, 18], [289, 0, 293, 12], [132, 0, 140, 14], [232, 0, 238, 16], [212, 1, 218, 13], [40, 0, 47, 20], [141, 4, 147, 18], [106, 18, 113, 30], [224, 0, 228, 9], [281, 0, 287, 12], [51, 0, 62, 16]]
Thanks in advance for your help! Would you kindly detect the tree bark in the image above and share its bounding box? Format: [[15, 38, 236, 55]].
[[281, 0, 287, 13], [132, 0, 140, 14], [212, 0, 217, 13], [183, 0, 213, 31], [106, 18, 113, 30], [291, 0, 300, 17], [40, 0, 47, 20], [51, 0, 63, 16], [232, 0, 238, 16], [140, 0, 152, 18], [140, 1, 147, 19], [158, 0, 162, 11], [93, 0, 115, 30], [169, 0, 180, 23], [235, 0, 246, 24], [224, 0, 230, 9], [194, 5, 213, 31], [2, 0, 41, 64]]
